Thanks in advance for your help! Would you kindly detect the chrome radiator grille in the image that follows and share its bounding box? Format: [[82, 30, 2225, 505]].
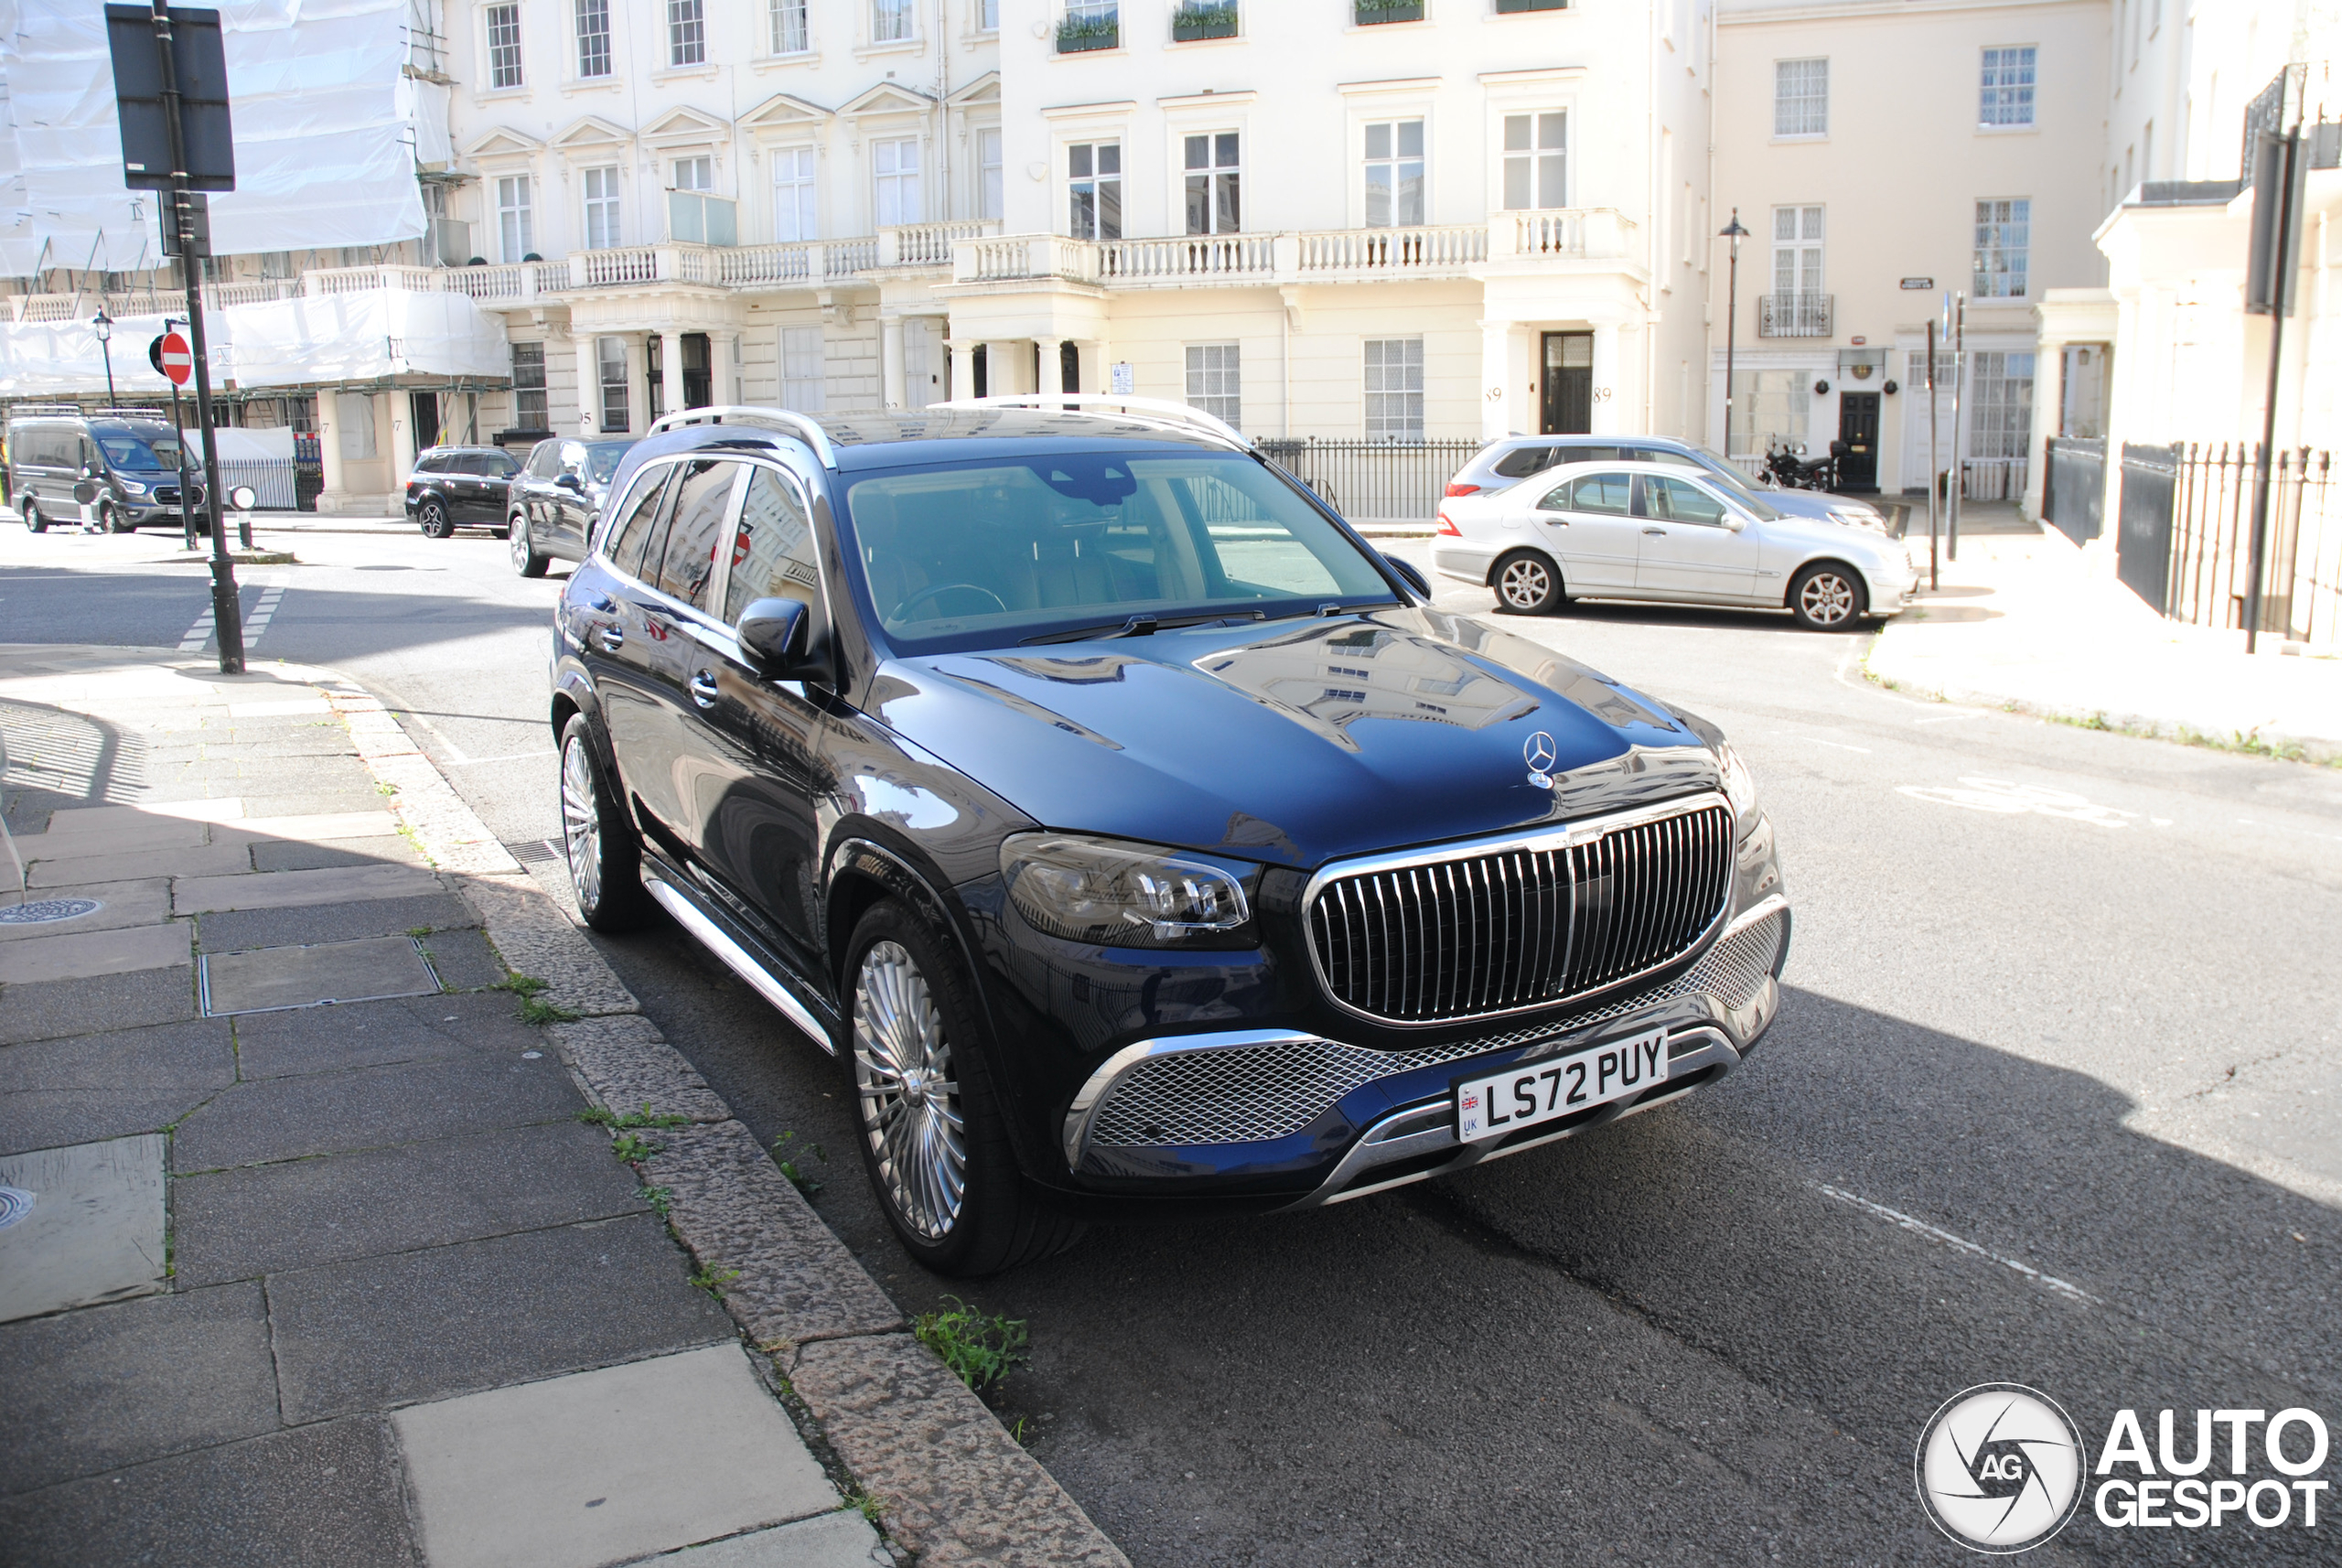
[[1305, 801, 1735, 1024]]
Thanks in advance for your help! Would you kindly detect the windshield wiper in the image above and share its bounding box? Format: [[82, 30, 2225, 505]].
[[1019, 610, 1262, 646]]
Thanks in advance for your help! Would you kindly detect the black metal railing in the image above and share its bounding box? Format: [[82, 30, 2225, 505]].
[[1756, 292, 1832, 338], [2041, 436, 2104, 544], [1259, 436, 1481, 523], [2149, 443, 2338, 645]]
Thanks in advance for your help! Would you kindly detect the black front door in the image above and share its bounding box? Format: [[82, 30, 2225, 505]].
[[1837, 392, 1881, 491], [1540, 331, 1592, 435], [410, 392, 441, 454], [682, 333, 713, 410]]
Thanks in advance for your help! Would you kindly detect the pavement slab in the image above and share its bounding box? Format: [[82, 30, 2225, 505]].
[[623, 1513, 891, 1568], [460, 870, 639, 1016], [170, 1050, 577, 1170], [395, 1343, 837, 1568], [267, 1213, 732, 1423], [41, 797, 246, 829], [27, 839, 252, 887], [0, 1416, 421, 1568], [0, 1134, 167, 1322], [171, 1121, 647, 1286], [173, 861, 444, 914], [414, 925, 504, 991], [0, 1016, 235, 1157], [0, 1281, 278, 1494], [0, 963, 196, 1047], [250, 833, 427, 873], [200, 933, 437, 1015], [230, 991, 541, 1080], [193, 889, 477, 953], [0, 876, 171, 944], [0, 920, 189, 984]]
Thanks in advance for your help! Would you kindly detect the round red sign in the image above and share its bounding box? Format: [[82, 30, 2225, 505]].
[[157, 330, 194, 387]]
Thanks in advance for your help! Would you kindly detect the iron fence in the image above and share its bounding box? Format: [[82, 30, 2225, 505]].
[[2041, 436, 2104, 544], [1257, 436, 1482, 524], [2160, 443, 2339, 646]]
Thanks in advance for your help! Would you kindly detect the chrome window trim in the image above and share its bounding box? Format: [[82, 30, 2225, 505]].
[[1298, 789, 1735, 1029]]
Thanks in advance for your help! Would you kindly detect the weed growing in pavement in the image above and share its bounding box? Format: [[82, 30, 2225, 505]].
[[639, 1184, 673, 1218], [374, 779, 396, 797], [839, 1487, 886, 1526], [609, 1132, 662, 1163], [580, 1104, 688, 1130], [688, 1266, 740, 1297], [914, 1296, 1029, 1393], [499, 972, 581, 1025], [407, 926, 432, 939], [771, 1131, 826, 1197]]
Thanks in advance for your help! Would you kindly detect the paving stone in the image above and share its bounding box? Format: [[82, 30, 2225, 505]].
[[459, 872, 639, 1016], [0, 876, 171, 945], [0, 1134, 168, 1323], [655, 1121, 904, 1355], [7, 814, 209, 860], [42, 797, 245, 829], [623, 1512, 891, 1568], [231, 990, 539, 1079], [27, 839, 252, 887], [397, 1343, 835, 1568], [0, 964, 195, 1046], [174, 862, 444, 914], [552, 1015, 733, 1125], [194, 891, 476, 954], [172, 1121, 645, 1285], [0, 1017, 235, 1157], [173, 1049, 579, 1170], [202, 934, 436, 1015], [416, 925, 504, 991], [238, 789, 399, 819], [250, 834, 425, 874], [0, 921, 189, 984], [269, 1213, 729, 1423], [0, 1281, 278, 1494], [227, 811, 402, 843], [0, 1416, 420, 1568], [792, 1334, 1133, 1568]]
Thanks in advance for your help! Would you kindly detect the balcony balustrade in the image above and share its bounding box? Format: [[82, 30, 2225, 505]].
[[1757, 292, 1832, 338]]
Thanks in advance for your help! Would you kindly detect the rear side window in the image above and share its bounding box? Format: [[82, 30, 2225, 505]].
[[656, 459, 740, 611], [607, 463, 679, 578], [1553, 472, 1632, 514], [725, 467, 823, 629], [528, 440, 562, 478], [414, 452, 446, 474], [1635, 446, 1703, 469], [477, 450, 520, 478], [1638, 474, 1729, 525], [1491, 446, 1553, 478], [1551, 444, 1624, 465]]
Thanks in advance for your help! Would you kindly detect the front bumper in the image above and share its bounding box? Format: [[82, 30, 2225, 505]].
[[1058, 895, 1789, 1207]]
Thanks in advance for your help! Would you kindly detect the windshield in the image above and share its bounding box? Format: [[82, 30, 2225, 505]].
[[96, 435, 180, 471], [841, 449, 1398, 654], [585, 441, 633, 483], [1678, 448, 1780, 521]]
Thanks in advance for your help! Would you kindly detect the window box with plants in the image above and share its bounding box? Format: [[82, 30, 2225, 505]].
[[1172, 2, 1238, 41], [1494, 0, 1569, 12], [1355, 0, 1424, 23], [1057, 9, 1119, 51]]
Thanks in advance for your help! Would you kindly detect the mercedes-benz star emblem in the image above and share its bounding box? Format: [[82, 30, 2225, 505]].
[[1523, 730, 1557, 789]]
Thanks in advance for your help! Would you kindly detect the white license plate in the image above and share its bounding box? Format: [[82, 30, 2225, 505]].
[[1454, 1027, 1669, 1144]]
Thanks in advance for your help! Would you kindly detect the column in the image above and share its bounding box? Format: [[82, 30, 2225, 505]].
[[575, 337, 598, 434], [2022, 338, 2063, 523], [1073, 339, 1105, 397], [386, 391, 416, 483], [316, 392, 346, 512], [1477, 320, 1512, 443], [880, 315, 908, 409], [946, 338, 977, 401], [985, 339, 1034, 395], [659, 331, 685, 426], [1590, 324, 1621, 436]]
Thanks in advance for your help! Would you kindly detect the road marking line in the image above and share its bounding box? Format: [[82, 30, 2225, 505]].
[[1914, 712, 1986, 725], [1897, 776, 2138, 829], [241, 585, 286, 649], [1804, 737, 1872, 754], [1814, 1183, 2101, 1305]]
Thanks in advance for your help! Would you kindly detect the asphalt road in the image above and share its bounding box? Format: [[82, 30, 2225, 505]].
[[8, 514, 2339, 1566]]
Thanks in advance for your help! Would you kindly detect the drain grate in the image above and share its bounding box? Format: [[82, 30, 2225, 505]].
[[0, 897, 103, 926], [507, 838, 563, 866]]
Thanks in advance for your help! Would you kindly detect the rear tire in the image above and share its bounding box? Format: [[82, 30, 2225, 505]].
[[845, 898, 1083, 1277], [1492, 550, 1563, 614], [1789, 563, 1866, 631], [23, 500, 44, 534], [558, 715, 653, 932], [103, 502, 133, 534], [510, 514, 550, 578], [418, 499, 454, 539]]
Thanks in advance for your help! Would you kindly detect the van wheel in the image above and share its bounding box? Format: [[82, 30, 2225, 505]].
[[22, 500, 44, 534], [845, 898, 1084, 1277], [417, 499, 454, 539], [1492, 550, 1564, 614], [103, 501, 133, 533]]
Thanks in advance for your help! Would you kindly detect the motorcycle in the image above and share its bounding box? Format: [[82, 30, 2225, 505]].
[[1763, 437, 1840, 491]]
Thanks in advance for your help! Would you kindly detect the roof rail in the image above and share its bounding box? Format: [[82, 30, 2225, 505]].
[[933, 394, 1251, 451], [5, 403, 92, 418], [646, 405, 838, 469], [91, 408, 172, 421]]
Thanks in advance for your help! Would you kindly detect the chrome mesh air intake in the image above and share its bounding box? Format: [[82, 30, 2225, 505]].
[[1305, 800, 1735, 1025], [1085, 904, 1785, 1149]]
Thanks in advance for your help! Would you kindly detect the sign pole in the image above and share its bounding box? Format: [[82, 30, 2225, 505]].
[[2243, 122, 2302, 654], [152, 325, 198, 551], [146, 0, 242, 673], [1925, 320, 1939, 590], [1950, 292, 1966, 564]]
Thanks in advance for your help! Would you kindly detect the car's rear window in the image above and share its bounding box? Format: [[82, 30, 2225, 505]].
[[840, 450, 1395, 653]]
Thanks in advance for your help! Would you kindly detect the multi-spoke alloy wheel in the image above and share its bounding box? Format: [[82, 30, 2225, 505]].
[[854, 940, 967, 1242], [560, 736, 604, 912], [557, 715, 649, 930], [1789, 564, 1865, 630], [511, 514, 549, 577], [1495, 552, 1561, 614]]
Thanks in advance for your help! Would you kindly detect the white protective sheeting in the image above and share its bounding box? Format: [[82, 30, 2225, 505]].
[[0, 0, 427, 275], [0, 288, 510, 396]]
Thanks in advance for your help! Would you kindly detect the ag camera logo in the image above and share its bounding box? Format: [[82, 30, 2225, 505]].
[[1915, 1384, 2086, 1553]]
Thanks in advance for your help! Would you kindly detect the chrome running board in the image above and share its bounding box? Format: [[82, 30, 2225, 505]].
[[641, 871, 838, 1055]]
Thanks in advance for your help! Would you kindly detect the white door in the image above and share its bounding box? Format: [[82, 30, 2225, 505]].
[[1632, 474, 1763, 600], [1529, 469, 1641, 593]]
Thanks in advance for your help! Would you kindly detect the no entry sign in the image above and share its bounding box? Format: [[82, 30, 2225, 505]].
[[149, 330, 194, 386]]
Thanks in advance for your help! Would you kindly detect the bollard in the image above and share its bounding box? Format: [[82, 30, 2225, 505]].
[[230, 484, 257, 550], [72, 478, 100, 532]]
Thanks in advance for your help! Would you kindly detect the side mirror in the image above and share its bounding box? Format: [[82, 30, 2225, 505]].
[[556, 472, 585, 493], [1380, 553, 1431, 598], [736, 596, 822, 680]]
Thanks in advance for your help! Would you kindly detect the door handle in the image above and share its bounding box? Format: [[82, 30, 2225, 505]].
[[689, 670, 720, 708], [596, 624, 625, 652], [1642, 527, 1667, 535]]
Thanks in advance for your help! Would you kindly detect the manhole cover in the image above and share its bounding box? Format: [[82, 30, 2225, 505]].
[[0, 1187, 32, 1230], [0, 897, 102, 926]]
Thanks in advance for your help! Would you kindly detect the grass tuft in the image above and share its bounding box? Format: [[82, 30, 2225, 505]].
[[608, 1132, 662, 1163], [914, 1296, 1029, 1393], [771, 1130, 826, 1197]]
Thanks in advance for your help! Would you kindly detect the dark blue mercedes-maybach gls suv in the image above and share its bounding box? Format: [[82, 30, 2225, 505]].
[[548, 398, 1789, 1275]]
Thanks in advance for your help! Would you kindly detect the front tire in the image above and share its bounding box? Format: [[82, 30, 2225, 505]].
[[23, 500, 44, 534], [510, 514, 550, 578], [846, 899, 1082, 1277], [103, 502, 134, 534], [558, 715, 652, 931], [1492, 550, 1563, 614], [418, 499, 454, 539], [1789, 562, 1867, 630]]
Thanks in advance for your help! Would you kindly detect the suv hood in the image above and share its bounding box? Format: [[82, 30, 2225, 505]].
[[865, 608, 1722, 868]]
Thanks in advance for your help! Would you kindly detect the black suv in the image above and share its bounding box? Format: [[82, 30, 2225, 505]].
[[550, 400, 1789, 1275], [405, 446, 521, 538], [508, 436, 637, 577]]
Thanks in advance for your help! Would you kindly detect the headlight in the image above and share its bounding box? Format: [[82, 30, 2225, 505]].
[[1830, 506, 1887, 533], [1001, 832, 1255, 948], [119, 479, 148, 495], [1715, 742, 1760, 832]]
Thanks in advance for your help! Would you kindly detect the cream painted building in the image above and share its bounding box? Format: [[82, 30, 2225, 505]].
[[1711, 0, 2111, 498]]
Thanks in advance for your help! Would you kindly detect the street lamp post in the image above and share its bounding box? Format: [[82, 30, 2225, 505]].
[[1719, 211, 1750, 460], [92, 310, 118, 409]]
